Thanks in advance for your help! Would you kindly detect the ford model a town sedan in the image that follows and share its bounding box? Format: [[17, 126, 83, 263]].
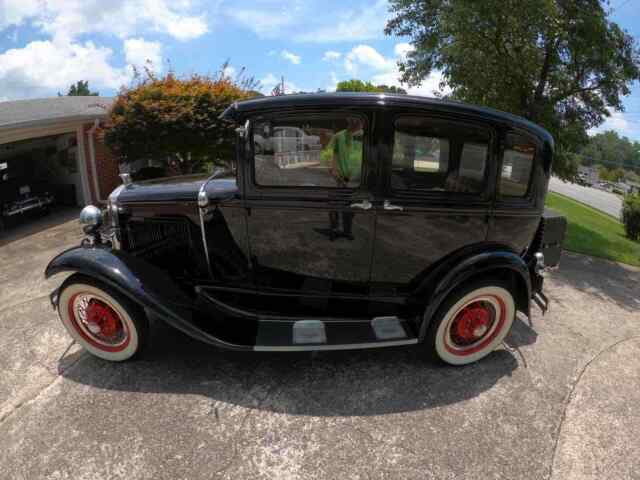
[[45, 93, 566, 366]]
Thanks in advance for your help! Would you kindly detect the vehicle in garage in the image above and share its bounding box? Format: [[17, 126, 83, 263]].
[[45, 93, 566, 365]]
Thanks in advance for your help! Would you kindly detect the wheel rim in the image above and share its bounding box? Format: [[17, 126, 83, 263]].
[[443, 294, 506, 357], [67, 293, 130, 352]]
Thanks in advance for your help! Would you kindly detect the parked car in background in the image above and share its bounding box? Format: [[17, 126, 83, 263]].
[[45, 93, 566, 366]]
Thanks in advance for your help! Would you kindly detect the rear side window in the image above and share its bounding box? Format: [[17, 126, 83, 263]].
[[500, 133, 535, 197], [252, 116, 365, 188], [391, 116, 489, 194]]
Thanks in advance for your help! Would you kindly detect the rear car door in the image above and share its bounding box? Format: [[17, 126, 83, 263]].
[[371, 112, 494, 297], [244, 110, 377, 315]]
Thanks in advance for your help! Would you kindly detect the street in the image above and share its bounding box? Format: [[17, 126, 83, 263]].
[[549, 177, 623, 218]]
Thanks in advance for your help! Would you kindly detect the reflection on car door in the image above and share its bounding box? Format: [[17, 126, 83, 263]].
[[244, 112, 376, 314], [370, 113, 493, 296]]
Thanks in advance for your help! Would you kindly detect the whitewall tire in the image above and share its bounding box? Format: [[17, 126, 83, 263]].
[[427, 282, 515, 366], [58, 276, 148, 362]]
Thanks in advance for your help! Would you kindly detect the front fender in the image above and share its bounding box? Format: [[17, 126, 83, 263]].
[[45, 246, 248, 350], [418, 250, 532, 339]]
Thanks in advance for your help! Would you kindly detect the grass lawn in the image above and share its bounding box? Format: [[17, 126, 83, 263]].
[[545, 192, 640, 266]]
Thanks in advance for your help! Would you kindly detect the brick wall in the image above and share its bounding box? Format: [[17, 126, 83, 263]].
[[83, 123, 120, 204]]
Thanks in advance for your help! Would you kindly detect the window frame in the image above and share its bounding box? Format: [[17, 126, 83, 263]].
[[496, 129, 540, 203], [385, 113, 495, 202], [247, 110, 371, 196]]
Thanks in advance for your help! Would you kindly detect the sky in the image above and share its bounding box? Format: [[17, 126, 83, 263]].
[[0, 0, 639, 140]]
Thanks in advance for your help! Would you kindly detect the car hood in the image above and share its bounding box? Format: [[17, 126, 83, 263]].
[[116, 174, 238, 203]]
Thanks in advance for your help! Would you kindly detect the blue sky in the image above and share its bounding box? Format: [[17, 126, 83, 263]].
[[1, 0, 639, 140]]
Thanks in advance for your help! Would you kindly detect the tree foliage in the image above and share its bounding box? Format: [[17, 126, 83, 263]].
[[580, 130, 640, 172], [622, 194, 640, 241], [104, 66, 259, 174], [59, 80, 99, 96], [336, 79, 408, 94], [386, 0, 640, 179]]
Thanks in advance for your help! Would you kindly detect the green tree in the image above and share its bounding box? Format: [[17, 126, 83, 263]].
[[104, 66, 259, 174], [336, 79, 383, 93], [60, 80, 99, 96], [386, 0, 640, 179], [336, 79, 409, 94], [377, 84, 408, 94], [580, 130, 640, 174]]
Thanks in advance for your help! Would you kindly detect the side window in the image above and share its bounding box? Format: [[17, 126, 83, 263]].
[[252, 116, 365, 188], [500, 133, 535, 198], [391, 116, 489, 194]]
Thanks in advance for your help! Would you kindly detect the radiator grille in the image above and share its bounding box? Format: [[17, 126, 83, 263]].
[[125, 218, 191, 255]]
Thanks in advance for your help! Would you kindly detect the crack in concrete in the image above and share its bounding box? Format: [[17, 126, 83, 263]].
[[546, 335, 640, 480], [0, 347, 86, 427]]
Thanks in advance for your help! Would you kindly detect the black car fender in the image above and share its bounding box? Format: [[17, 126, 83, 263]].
[[44, 246, 248, 350], [416, 248, 532, 340]]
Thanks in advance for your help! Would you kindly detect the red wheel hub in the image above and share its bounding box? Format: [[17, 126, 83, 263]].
[[85, 300, 123, 339], [451, 302, 494, 346], [67, 293, 130, 352]]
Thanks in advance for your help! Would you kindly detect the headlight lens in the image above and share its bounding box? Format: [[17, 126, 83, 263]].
[[79, 205, 103, 227]]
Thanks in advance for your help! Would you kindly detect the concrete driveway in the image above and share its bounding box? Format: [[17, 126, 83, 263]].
[[549, 177, 623, 218], [1, 212, 640, 479]]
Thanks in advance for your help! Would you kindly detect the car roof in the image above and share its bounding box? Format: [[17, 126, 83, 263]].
[[221, 92, 553, 145]]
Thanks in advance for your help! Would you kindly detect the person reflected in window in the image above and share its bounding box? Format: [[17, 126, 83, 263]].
[[327, 118, 363, 240]]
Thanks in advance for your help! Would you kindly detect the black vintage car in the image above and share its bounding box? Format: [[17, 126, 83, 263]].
[[45, 93, 566, 365]]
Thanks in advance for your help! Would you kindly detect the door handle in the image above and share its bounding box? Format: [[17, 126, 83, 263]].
[[383, 200, 404, 211], [350, 200, 372, 210]]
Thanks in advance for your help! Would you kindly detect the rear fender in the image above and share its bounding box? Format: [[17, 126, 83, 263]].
[[417, 249, 532, 340], [45, 246, 248, 350]]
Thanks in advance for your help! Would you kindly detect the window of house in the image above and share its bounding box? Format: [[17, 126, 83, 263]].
[[391, 116, 489, 194], [253, 116, 365, 188], [500, 133, 535, 197]]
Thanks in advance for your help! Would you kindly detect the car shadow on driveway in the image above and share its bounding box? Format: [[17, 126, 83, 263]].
[[59, 323, 520, 417], [551, 251, 640, 314]]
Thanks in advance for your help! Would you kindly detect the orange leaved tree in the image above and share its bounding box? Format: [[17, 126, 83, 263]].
[[105, 67, 259, 175]]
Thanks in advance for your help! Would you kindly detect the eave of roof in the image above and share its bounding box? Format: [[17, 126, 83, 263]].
[[0, 97, 114, 132]]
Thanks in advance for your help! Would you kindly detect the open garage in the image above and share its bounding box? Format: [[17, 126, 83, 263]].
[[0, 97, 120, 230]]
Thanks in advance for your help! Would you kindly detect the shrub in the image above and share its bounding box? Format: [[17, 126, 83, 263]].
[[622, 194, 640, 241], [104, 65, 259, 175]]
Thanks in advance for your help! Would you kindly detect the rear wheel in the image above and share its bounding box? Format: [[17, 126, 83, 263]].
[[426, 280, 515, 366], [57, 275, 149, 362]]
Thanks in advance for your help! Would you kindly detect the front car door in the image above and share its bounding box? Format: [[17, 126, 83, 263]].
[[244, 110, 377, 317], [371, 112, 494, 297]]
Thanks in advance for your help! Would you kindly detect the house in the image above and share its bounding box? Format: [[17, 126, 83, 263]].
[[0, 97, 120, 208]]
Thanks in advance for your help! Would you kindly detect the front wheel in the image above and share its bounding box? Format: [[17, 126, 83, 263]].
[[57, 275, 149, 362], [426, 280, 516, 366]]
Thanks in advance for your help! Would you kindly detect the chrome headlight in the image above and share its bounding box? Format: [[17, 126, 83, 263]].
[[79, 205, 103, 227]]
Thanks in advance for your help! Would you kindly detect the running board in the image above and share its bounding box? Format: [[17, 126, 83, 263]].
[[254, 317, 418, 352], [196, 288, 419, 351]]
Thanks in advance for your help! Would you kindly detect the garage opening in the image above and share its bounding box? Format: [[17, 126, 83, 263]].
[[0, 134, 84, 229]]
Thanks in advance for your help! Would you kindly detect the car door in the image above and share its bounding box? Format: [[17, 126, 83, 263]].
[[370, 112, 494, 297], [244, 111, 377, 315]]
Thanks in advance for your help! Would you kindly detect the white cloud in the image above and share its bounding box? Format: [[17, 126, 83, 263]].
[[1, 0, 208, 42], [394, 42, 413, 60], [0, 40, 129, 99], [293, 0, 390, 43], [323, 51, 342, 62], [0, 0, 40, 30], [591, 110, 640, 140], [124, 38, 163, 73], [281, 50, 301, 65], [225, 8, 294, 38], [334, 43, 447, 97], [345, 44, 394, 73]]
